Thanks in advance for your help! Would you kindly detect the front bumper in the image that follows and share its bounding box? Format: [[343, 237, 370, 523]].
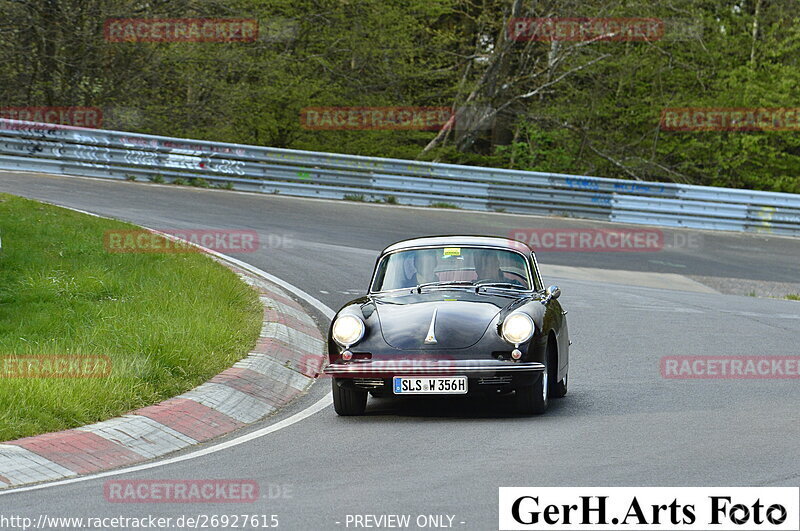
[[323, 359, 544, 377]]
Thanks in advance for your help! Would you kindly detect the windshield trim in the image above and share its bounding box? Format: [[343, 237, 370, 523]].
[[368, 244, 535, 295]]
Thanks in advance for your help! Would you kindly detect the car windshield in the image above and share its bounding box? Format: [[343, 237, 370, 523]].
[[371, 246, 531, 292]]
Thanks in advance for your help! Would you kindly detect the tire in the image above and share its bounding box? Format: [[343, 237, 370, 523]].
[[332, 379, 367, 416], [553, 372, 568, 398], [515, 359, 549, 415]]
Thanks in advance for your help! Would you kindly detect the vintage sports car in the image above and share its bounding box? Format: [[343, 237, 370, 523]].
[[323, 236, 570, 416]]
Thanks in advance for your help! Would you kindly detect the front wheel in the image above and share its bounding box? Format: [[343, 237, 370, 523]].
[[515, 365, 549, 415], [553, 372, 568, 398], [332, 379, 367, 416]]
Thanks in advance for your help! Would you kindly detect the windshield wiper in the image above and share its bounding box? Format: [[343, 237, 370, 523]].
[[415, 280, 475, 293], [474, 282, 526, 291]]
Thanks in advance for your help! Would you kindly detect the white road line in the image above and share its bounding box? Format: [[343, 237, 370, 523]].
[[0, 203, 335, 496]]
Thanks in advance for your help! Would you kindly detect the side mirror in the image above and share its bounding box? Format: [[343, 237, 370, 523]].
[[543, 285, 561, 303]]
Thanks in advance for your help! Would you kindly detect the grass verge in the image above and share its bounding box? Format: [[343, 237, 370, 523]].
[[0, 194, 262, 441]]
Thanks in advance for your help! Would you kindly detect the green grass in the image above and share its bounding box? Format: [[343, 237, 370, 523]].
[[786, 294, 800, 301], [0, 194, 262, 441], [429, 201, 460, 209]]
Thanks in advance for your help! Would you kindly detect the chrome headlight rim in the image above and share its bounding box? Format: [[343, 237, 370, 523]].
[[331, 314, 366, 347], [501, 312, 535, 345]]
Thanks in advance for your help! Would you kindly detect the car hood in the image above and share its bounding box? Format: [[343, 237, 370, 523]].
[[373, 291, 519, 350]]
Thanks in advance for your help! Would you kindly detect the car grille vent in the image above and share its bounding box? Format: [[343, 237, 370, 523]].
[[478, 376, 513, 385], [353, 378, 384, 389]]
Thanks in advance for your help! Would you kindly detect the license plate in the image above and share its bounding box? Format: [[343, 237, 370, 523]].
[[393, 376, 468, 395]]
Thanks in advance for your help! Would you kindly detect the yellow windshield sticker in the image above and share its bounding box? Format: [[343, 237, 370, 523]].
[[443, 247, 461, 257]]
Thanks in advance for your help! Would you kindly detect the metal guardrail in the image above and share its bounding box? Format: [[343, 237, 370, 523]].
[[1, 118, 799, 236]]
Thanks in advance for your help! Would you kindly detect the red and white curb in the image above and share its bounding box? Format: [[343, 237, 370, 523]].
[[0, 259, 326, 490]]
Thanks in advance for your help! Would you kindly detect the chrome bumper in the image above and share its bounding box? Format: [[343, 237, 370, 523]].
[[323, 359, 545, 377]]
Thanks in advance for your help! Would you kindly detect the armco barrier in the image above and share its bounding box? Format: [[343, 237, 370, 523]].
[[1, 118, 799, 236]]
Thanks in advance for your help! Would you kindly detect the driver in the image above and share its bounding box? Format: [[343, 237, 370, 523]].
[[414, 250, 438, 284], [474, 250, 522, 285], [398, 250, 438, 288], [474, 251, 503, 282]]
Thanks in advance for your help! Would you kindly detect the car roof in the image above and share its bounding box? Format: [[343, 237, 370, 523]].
[[381, 236, 532, 255]]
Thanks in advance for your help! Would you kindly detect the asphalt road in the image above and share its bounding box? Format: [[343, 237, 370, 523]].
[[0, 172, 798, 530]]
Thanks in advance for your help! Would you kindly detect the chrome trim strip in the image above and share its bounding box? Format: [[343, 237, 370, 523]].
[[324, 362, 545, 374], [424, 308, 438, 344], [529, 250, 544, 292], [478, 376, 513, 385]]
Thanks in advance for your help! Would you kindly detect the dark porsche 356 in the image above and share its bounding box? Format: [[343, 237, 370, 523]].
[[323, 236, 570, 415]]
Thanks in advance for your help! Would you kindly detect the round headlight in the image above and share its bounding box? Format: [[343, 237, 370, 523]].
[[332, 314, 365, 347], [501, 312, 534, 345]]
